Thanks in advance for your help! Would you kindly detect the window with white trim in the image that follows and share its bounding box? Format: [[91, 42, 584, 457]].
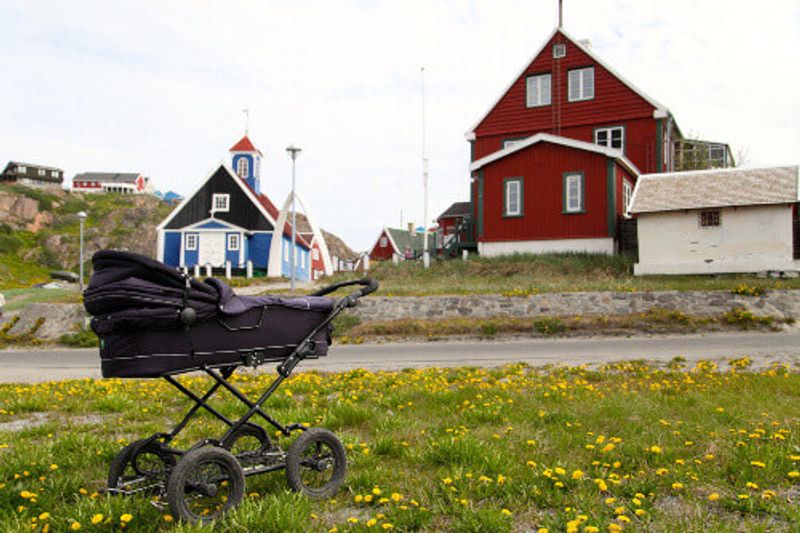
[[212, 193, 229, 212], [622, 180, 633, 217], [564, 173, 584, 213], [38, 168, 46, 177], [51, 170, 59, 178], [379, 236, 388, 247], [227, 233, 240, 251], [568, 67, 594, 102], [595, 126, 624, 152], [236, 157, 249, 179], [283, 238, 289, 258], [504, 178, 523, 217], [526, 74, 551, 107], [553, 44, 566, 59], [16, 165, 26, 174], [312, 248, 320, 261], [185, 234, 198, 251]]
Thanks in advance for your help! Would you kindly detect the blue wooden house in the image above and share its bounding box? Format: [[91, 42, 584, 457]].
[[156, 136, 313, 280]]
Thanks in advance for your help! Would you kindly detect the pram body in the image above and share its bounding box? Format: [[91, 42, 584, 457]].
[[85, 250, 378, 523]]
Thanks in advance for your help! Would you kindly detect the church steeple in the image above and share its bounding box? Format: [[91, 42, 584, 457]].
[[229, 135, 263, 193]]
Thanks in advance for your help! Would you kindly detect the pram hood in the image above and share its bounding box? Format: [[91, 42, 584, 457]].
[[85, 250, 333, 334]]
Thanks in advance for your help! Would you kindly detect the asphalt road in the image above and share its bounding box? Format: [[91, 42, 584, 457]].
[[1, 330, 799, 383]]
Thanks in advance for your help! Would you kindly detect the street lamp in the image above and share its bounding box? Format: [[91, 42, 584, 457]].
[[77, 211, 88, 292], [286, 145, 302, 291]]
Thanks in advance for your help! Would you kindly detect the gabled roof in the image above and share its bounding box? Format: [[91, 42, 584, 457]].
[[383, 227, 435, 254], [4, 161, 64, 173], [630, 166, 800, 214], [466, 27, 669, 139], [469, 133, 640, 176], [229, 135, 263, 155], [438, 201, 472, 220], [74, 172, 142, 183]]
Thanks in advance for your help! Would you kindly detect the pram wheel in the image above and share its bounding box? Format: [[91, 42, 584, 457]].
[[221, 422, 272, 455], [107, 438, 174, 495], [285, 427, 346, 499], [166, 446, 245, 523]]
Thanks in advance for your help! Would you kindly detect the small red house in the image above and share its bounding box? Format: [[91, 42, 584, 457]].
[[470, 134, 637, 256]]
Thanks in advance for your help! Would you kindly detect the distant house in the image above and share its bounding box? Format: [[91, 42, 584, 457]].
[[369, 226, 435, 261], [157, 135, 332, 281], [1, 162, 64, 188], [436, 201, 472, 256], [72, 172, 154, 194], [631, 166, 800, 275]]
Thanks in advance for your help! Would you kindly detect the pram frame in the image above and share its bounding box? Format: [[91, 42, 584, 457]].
[[107, 278, 378, 505]]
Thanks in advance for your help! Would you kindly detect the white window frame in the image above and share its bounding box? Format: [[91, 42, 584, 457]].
[[568, 67, 595, 102], [212, 193, 230, 213], [526, 73, 552, 107], [553, 43, 566, 59], [379, 236, 388, 248], [504, 178, 523, 217], [237, 157, 249, 179], [595, 126, 625, 153], [17, 165, 26, 174], [283, 238, 289, 258], [622, 180, 633, 217], [699, 210, 721, 228], [185, 233, 198, 251], [50, 170, 59, 178], [312, 248, 320, 261], [564, 173, 584, 213], [227, 233, 240, 251], [38, 168, 46, 177]]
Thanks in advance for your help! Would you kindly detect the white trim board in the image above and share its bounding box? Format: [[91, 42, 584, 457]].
[[469, 132, 640, 176], [465, 27, 668, 139], [478, 238, 615, 257]]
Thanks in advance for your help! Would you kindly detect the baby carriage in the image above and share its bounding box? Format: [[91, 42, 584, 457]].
[[84, 250, 378, 523]]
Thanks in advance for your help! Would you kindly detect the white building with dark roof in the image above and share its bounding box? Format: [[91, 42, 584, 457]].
[[72, 172, 154, 194], [630, 166, 800, 275]]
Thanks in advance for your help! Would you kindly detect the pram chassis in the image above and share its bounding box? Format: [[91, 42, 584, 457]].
[[106, 278, 378, 523]]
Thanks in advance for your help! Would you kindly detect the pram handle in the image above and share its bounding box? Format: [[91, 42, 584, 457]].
[[310, 278, 379, 299]]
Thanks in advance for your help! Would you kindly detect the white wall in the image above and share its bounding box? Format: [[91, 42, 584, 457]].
[[634, 204, 798, 275], [479, 237, 615, 257]]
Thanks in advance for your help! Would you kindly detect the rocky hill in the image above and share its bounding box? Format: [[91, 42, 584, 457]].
[[0, 184, 173, 288]]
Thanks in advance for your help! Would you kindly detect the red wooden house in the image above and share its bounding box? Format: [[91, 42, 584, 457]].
[[464, 26, 730, 256]]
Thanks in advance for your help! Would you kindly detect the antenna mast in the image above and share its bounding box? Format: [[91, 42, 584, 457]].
[[243, 108, 250, 135], [421, 67, 430, 267], [558, 0, 563, 28]]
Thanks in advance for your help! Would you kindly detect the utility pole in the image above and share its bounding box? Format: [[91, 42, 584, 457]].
[[558, 0, 563, 28], [243, 108, 250, 134], [77, 211, 87, 292], [421, 67, 430, 268], [286, 145, 302, 290]]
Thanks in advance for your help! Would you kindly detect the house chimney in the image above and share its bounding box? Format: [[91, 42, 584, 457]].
[[407, 222, 414, 233]]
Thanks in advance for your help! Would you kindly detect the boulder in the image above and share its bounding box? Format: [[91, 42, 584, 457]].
[[6, 303, 86, 341]]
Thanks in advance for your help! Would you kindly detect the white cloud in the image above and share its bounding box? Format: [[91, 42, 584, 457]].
[[0, 0, 798, 250]]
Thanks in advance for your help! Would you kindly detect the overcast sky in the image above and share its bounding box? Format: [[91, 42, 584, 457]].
[[1, 1, 798, 251]]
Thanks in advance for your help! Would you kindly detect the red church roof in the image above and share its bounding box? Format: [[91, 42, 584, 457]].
[[229, 135, 262, 155]]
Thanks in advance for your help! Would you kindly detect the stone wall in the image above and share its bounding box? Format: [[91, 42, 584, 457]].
[[352, 290, 800, 322]]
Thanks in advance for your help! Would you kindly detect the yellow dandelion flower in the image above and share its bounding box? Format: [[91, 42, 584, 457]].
[[501, 508, 512, 516], [671, 482, 684, 490], [788, 471, 800, 478], [120, 514, 133, 523], [649, 445, 662, 454], [71, 522, 81, 531], [708, 493, 720, 501]]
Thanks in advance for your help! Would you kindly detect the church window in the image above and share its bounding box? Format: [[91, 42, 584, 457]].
[[237, 157, 249, 179], [212, 193, 229, 212]]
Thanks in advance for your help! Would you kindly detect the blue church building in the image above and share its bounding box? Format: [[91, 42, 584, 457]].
[[156, 136, 313, 280]]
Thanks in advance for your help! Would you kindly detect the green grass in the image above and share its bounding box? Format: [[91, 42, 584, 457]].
[[1, 288, 80, 313], [0, 361, 799, 531], [324, 253, 800, 296]]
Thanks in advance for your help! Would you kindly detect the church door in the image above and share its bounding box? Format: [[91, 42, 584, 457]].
[[199, 232, 226, 267]]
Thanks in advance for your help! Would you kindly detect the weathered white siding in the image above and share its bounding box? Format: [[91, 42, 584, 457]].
[[634, 205, 797, 275]]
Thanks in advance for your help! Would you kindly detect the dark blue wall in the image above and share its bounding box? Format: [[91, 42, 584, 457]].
[[163, 232, 181, 267], [248, 233, 272, 268]]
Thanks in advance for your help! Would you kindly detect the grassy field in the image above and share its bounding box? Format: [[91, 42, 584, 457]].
[[324, 254, 800, 296], [0, 360, 799, 531]]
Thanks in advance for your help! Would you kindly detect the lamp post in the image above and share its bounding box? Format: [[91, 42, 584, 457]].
[[77, 211, 87, 292], [286, 145, 302, 291]]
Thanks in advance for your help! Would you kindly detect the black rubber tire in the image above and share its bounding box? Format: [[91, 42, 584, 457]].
[[107, 438, 174, 493], [285, 428, 346, 500], [166, 446, 245, 523], [221, 423, 272, 455]]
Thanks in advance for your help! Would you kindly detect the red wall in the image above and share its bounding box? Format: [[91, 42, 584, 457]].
[[478, 142, 613, 243], [472, 31, 660, 173], [369, 230, 395, 261]]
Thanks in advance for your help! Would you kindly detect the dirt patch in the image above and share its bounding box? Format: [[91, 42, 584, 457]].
[[0, 412, 110, 433]]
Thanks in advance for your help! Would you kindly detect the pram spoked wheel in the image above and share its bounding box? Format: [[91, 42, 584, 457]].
[[166, 446, 245, 523], [108, 438, 175, 495], [285, 428, 347, 499]]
